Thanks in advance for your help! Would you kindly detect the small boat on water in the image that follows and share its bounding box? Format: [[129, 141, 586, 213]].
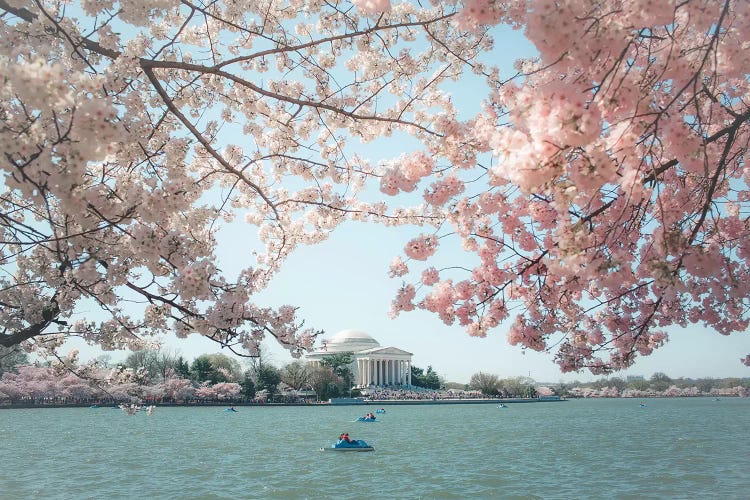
[[375, 409, 386, 414], [321, 439, 374, 452], [356, 416, 377, 422], [497, 403, 508, 408]]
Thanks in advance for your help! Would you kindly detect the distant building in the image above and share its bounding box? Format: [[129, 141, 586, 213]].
[[305, 329, 413, 387]]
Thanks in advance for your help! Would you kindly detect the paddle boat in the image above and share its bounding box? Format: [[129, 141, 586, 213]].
[[321, 439, 374, 452], [375, 408, 386, 414], [225, 407, 238, 412], [497, 403, 508, 408], [357, 416, 377, 422]]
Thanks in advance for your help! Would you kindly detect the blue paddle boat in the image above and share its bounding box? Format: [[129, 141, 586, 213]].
[[322, 439, 374, 452]]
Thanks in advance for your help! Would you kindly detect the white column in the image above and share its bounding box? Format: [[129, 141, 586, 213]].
[[407, 361, 411, 385]]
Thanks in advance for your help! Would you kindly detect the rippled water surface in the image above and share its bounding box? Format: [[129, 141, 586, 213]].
[[2, 398, 749, 499]]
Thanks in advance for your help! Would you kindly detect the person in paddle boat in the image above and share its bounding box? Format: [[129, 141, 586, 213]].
[[364, 412, 376, 420], [329, 432, 372, 450]]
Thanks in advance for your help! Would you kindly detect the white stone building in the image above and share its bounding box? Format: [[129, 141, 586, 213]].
[[305, 329, 413, 387]]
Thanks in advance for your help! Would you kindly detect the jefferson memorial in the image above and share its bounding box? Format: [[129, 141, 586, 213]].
[[305, 329, 413, 387]]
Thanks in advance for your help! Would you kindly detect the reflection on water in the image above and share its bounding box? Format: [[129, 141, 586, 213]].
[[2, 398, 749, 499]]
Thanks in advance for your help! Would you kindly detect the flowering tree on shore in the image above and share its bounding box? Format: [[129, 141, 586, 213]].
[[2, 0, 749, 376], [0, 361, 245, 404]]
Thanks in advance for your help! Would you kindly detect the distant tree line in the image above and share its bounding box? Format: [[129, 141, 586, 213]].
[[0, 345, 29, 378], [466, 369, 750, 398], [0, 346, 452, 405], [560, 372, 750, 398]]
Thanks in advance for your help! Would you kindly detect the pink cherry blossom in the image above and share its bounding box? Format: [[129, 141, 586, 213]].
[[404, 235, 439, 261], [389, 257, 409, 278], [386, 0, 750, 374], [0, 1, 479, 364], [1, 0, 749, 379], [352, 0, 391, 15]]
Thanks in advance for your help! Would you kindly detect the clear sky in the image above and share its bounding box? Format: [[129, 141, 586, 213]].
[[72, 214, 750, 384], [211, 220, 750, 384], [65, 13, 750, 385]]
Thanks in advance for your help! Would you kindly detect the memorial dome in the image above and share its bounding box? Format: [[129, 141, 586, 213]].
[[324, 329, 380, 352]]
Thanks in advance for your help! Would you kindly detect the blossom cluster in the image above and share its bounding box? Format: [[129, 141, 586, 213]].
[[2, 0, 748, 376], [0, 0, 478, 361], [386, 0, 750, 373]]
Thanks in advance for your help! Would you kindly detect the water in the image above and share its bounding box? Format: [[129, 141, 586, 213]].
[[1, 398, 748, 499]]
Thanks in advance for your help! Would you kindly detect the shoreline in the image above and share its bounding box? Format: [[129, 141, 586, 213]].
[[0, 397, 565, 410], [3, 395, 745, 410]]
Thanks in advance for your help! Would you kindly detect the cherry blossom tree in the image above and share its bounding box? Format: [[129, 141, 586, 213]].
[[161, 376, 196, 401], [210, 381, 241, 400], [0, 1, 488, 358], [194, 381, 216, 400], [387, 0, 750, 373], [3, 0, 749, 377], [0, 364, 59, 401]]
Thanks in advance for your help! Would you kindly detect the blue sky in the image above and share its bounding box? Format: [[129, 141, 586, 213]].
[[65, 13, 750, 384], [211, 219, 750, 384], [73, 213, 750, 384]]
